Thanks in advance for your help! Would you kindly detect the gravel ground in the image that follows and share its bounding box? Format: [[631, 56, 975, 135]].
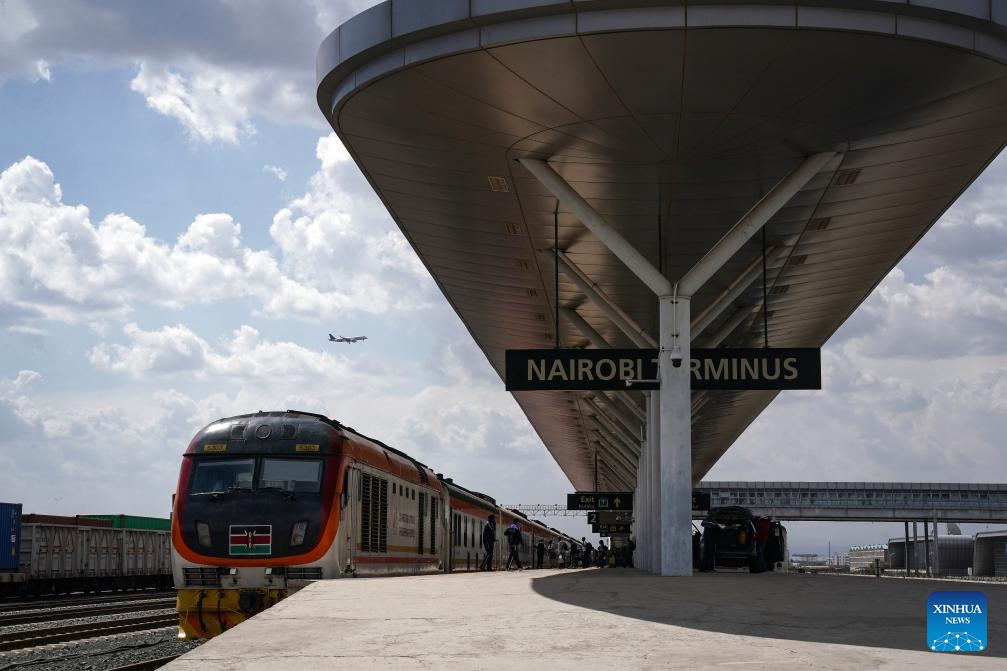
[[0, 627, 200, 670], [0, 607, 176, 638], [0, 601, 175, 636]]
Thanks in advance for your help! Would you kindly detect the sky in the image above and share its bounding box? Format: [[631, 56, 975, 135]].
[[0, 0, 1005, 557]]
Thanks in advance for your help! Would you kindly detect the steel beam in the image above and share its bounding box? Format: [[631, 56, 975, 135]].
[[549, 250, 656, 348], [590, 421, 640, 470], [586, 392, 643, 443], [585, 397, 641, 457], [678, 152, 836, 296], [591, 438, 636, 484], [691, 246, 789, 340], [560, 307, 607, 349], [562, 307, 649, 420], [520, 158, 673, 296], [700, 304, 760, 348]]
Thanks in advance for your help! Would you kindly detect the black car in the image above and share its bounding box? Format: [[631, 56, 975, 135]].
[[706, 506, 757, 569]]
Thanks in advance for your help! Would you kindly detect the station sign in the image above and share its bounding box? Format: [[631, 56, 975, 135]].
[[505, 348, 820, 391], [567, 492, 632, 511], [592, 523, 632, 534], [588, 511, 632, 525]]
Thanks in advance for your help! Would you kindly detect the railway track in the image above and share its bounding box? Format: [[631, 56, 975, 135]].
[[0, 591, 174, 613], [0, 614, 178, 652], [0, 597, 176, 626]]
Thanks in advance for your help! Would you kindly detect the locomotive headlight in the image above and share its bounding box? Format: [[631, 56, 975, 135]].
[[290, 520, 308, 547], [196, 521, 212, 547]]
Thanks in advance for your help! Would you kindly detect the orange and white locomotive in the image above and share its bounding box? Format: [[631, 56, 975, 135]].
[[172, 410, 575, 638]]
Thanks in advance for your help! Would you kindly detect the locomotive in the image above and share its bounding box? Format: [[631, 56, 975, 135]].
[[171, 410, 578, 639]]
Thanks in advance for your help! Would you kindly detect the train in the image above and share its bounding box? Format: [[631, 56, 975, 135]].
[[0, 506, 172, 597], [171, 410, 583, 639]]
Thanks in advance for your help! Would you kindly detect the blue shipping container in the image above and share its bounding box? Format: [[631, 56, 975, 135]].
[[0, 502, 21, 572]]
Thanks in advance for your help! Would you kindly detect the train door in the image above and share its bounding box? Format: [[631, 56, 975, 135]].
[[435, 487, 449, 571], [339, 464, 357, 574]]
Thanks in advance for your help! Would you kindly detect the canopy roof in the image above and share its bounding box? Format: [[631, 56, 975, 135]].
[[318, 1, 1007, 490]]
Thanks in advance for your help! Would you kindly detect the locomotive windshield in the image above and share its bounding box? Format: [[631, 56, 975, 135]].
[[189, 458, 255, 494], [188, 457, 323, 495], [260, 458, 322, 494]]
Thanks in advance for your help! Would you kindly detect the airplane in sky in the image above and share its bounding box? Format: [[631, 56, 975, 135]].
[[329, 334, 368, 343]]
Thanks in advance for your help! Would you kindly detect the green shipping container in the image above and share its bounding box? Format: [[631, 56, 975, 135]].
[[79, 515, 171, 531]]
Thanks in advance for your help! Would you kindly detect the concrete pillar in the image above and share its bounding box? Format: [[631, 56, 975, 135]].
[[933, 518, 940, 577], [924, 519, 931, 577], [659, 294, 692, 576], [648, 390, 660, 572], [912, 522, 918, 576], [904, 522, 909, 577]]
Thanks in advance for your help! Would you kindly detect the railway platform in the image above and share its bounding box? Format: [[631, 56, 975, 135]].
[[164, 569, 1006, 670]]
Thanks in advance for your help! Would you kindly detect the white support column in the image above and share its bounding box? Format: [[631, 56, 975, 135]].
[[635, 418, 647, 569], [660, 294, 693, 575], [521, 152, 833, 577], [648, 390, 660, 572]]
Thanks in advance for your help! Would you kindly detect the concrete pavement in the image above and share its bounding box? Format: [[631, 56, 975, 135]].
[[164, 569, 1007, 670]]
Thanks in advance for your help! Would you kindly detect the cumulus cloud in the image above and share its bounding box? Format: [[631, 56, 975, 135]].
[[263, 164, 287, 182], [837, 267, 1007, 359], [268, 134, 435, 313], [130, 62, 257, 144], [88, 322, 389, 388], [0, 0, 376, 141], [0, 143, 438, 331], [0, 368, 206, 515]]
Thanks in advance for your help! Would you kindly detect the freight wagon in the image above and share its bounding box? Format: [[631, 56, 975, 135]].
[[0, 503, 172, 597]]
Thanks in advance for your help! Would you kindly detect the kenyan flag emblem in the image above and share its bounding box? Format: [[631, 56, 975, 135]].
[[229, 525, 272, 556]]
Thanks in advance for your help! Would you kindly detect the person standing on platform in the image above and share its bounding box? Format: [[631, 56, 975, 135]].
[[700, 514, 722, 572], [627, 537, 636, 568], [582, 539, 594, 568], [505, 520, 524, 570], [480, 513, 497, 571], [548, 540, 557, 568], [536, 539, 546, 569]]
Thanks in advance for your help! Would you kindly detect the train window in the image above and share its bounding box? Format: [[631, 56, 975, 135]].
[[260, 458, 322, 493], [392, 483, 396, 495], [189, 458, 254, 494]]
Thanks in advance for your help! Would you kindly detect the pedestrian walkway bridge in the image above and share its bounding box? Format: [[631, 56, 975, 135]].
[[508, 482, 1007, 522]]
